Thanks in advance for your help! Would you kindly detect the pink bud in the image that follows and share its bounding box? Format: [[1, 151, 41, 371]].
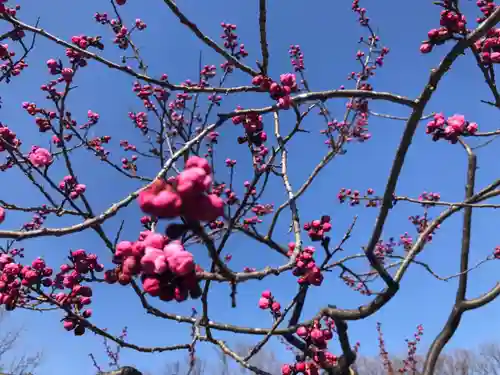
[[63, 320, 76, 331], [323, 329, 333, 340], [185, 156, 211, 174], [141, 247, 168, 275], [295, 362, 306, 372], [115, 241, 134, 257], [182, 193, 224, 222], [261, 290, 272, 299], [31, 257, 46, 270], [176, 167, 212, 198], [420, 43, 433, 54], [310, 328, 324, 344], [296, 326, 308, 338], [282, 364, 292, 375], [141, 232, 167, 249], [142, 277, 161, 296], [258, 297, 270, 309]]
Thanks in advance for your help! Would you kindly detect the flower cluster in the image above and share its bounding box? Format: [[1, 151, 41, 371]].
[[409, 214, 438, 242], [24, 102, 57, 132], [281, 319, 337, 375], [426, 113, 478, 143], [0, 1, 20, 16], [0, 124, 21, 152], [68, 35, 104, 67], [289, 45, 305, 72], [46, 58, 75, 84], [52, 134, 72, 147], [258, 290, 281, 315], [251, 203, 273, 216], [0, 42, 27, 81], [23, 211, 48, 231], [376, 322, 393, 374], [231, 108, 269, 166], [474, 1, 500, 63], [133, 82, 169, 110], [220, 23, 248, 59], [338, 188, 379, 207], [121, 155, 138, 171], [374, 238, 396, 261], [288, 243, 323, 286], [399, 233, 413, 251], [59, 176, 86, 200], [420, 2, 467, 54], [120, 140, 137, 152], [138, 156, 224, 222], [342, 275, 371, 296], [87, 136, 111, 160], [398, 324, 424, 374], [28, 146, 53, 168], [418, 191, 441, 206], [211, 183, 238, 206], [0, 248, 101, 335], [0, 255, 54, 312], [129, 111, 148, 133], [232, 107, 264, 135], [251, 73, 298, 110], [80, 110, 100, 129], [303, 216, 332, 242], [106, 231, 202, 302]]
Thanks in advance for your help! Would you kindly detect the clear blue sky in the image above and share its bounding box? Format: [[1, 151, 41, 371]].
[[1, 0, 500, 374]]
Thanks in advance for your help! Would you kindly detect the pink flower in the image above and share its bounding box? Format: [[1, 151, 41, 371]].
[[140, 247, 168, 275], [140, 232, 167, 249], [176, 167, 212, 198], [185, 156, 211, 175], [447, 114, 466, 132], [279, 73, 297, 90], [28, 147, 53, 167], [0, 207, 5, 224], [142, 277, 161, 296], [31, 257, 45, 270], [164, 241, 194, 276], [183, 193, 224, 222], [138, 179, 182, 218], [115, 241, 134, 258], [122, 256, 140, 275]]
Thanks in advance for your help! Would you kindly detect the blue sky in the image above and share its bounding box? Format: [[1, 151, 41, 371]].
[[1, 0, 500, 374]]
